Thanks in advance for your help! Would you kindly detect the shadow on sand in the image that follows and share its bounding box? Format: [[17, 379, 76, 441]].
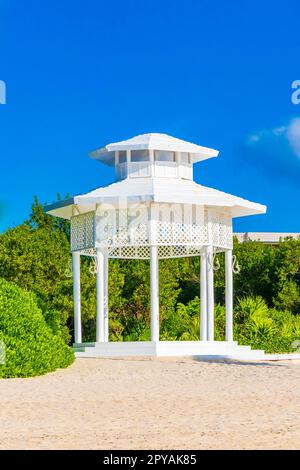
[[191, 356, 287, 367]]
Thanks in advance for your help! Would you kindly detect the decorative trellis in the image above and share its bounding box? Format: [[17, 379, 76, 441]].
[[71, 211, 95, 252], [70, 203, 233, 259], [109, 245, 205, 259], [208, 209, 232, 250]]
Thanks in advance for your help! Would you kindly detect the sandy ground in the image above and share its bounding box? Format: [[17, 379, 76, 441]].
[[0, 357, 299, 450]]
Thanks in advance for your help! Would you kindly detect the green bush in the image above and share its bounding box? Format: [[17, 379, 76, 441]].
[[160, 294, 300, 353], [233, 296, 300, 353], [0, 278, 74, 378], [161, 298, 225, 341]]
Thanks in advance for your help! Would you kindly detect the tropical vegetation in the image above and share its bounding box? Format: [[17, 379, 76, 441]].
[[0, 277, 74, 378], [0, 196, 299, 377]]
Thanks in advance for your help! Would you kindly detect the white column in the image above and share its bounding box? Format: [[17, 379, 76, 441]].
[[96, 249, 105, 342], [115, 151, 119, 180], [225, 249, 233, 341], [150, 245, 159, 342], [200, 247, 207, 341], [149, 149, 155, 177], [104, 249, 109, 342], [126, 149, 131, 178], [175, 151, 180, 178], [206, 245, 214, 341], [72, 252, 82, 344]]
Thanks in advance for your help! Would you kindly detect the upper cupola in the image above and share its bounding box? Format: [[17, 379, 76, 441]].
[[89, 133, 219, 181]]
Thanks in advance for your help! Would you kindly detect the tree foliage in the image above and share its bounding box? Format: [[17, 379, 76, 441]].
[[0, 278, 74, 378]]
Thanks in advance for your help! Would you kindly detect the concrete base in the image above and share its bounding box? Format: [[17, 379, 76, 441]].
[[73, 340, 270, 360]]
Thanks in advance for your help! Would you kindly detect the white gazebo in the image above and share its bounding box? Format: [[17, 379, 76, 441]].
[[46, 133, 267, 359]]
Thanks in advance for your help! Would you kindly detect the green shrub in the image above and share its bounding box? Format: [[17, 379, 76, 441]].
[[0, 278, 74, 378], [233, 296, 300, 353], [234, 296, 269, 323], [160, 294, 299, 353], [214, 304, 226, 341], [160, 297, 226, 341]]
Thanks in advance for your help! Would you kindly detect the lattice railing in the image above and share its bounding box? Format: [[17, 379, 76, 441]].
[[77, 245, 226, 260], [207, 209, 232, 250], [70, 204, 233, 257], [71, 211, 95, 252], [109, 245, 207, 259]]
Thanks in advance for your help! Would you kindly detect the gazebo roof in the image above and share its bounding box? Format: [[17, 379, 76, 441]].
[[45, 177, 266, 219], [90, 133, 219, 166]]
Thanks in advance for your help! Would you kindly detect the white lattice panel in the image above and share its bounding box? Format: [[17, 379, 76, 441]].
[[108, 245, 204, 259], [128, 206, 149, 244], [79, 247, 96, 257], [74, 203, 232, 256], [94, 203, 211, 249], [71, 211, 95, 252], [109, 246, 151, 259], [207, 209, 232, 250], [115, 209, 130, 245]]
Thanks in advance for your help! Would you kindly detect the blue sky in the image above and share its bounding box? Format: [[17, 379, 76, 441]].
[[0, 0, 300, 232]]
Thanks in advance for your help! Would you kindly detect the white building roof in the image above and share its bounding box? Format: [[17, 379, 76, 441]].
[[90, 133, 219, 166], [235, 233, 300, 243], [45, 177, 266, 219]]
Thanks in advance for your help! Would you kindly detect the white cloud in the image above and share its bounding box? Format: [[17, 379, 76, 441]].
[[286, 118, 300, 158], [248, 118, 300, 159], [272, 126, 286, 136], [248, 134, 260, 143], [245, 118, 300, 184]]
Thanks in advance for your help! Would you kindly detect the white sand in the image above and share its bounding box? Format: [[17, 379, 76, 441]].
[[0, 357, 299, 449]]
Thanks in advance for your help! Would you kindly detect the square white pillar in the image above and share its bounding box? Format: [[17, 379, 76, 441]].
[[200, 247, 207, 341], [96, 249, 105, 343], [150, 245, 159, 342], [72, 252, 82, 344], [104, 249, 109, 342], [206, 245, 214, 341], [225, 249, 233, 341]]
